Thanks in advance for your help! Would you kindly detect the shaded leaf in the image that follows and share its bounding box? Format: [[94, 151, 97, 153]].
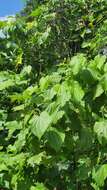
[[47, 128, 65, 151]]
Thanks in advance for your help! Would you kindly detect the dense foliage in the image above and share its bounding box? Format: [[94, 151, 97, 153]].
[[1, 0, 107, 189]]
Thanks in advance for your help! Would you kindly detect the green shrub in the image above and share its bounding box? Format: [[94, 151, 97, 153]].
[[1, 0, 107, 189]]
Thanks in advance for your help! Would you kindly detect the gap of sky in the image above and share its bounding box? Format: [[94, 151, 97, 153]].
[[0, 0, 25, 17]]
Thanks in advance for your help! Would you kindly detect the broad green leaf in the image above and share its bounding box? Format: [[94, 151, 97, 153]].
[[27, 152, 45, 166], [9, 93, 23, 102], [82, 41, 91, 48], [94, 120, 107, 144], [91, 183, 100, 190], [92, 165, 107, 187], [40, 76, 50, 91], [93, 84, 104, 99], [71, 81, 84, 102], [44, 88, 57, 101], [79, 69, 97, 84], [47, 128, 65, 151], [51, 110, 65, 124], [30, 111, 51, 139], [77, 128, 93, 150], [101, 75, 107, 92], [58, 82, 71, 106], [13, 104, 25, 111], [86, 68, 100, 81], [70, 54, 86, 75], [23, 86, 38, 99], [93, 55, 106, 70], [0, 79, 14, 90], [30, 183, 47, 190], [0, 163, 8, 172], [104, 63, 107, 72], [0, 71, 11, 82]]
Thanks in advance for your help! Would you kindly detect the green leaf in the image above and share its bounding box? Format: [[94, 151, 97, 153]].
[[58, 82, 71, 106], [93, 55, 106, 70], [27, 152, 45, 166], [30, 183, 47, 190], [94, 120, 107, 144], [92, 164, 107, 187], [30, 111, 51, 139], [39, 76, 50, 91], [76, 157, 91, 180], [13, 104, 25, 111], [47, 128, 65, 151], [70, 54, 86, 75], [91, 183, 100, 190], [6, 153, 27, 169], [5, 121, 22, 139], [71, 81, 84, 102], [101, 75, 107, 92], [0, 163, 8, 172], [51, 110, 65, 124], [79, 69, 97, 84], [21, 65, 32, 75], [93, 83, 104, 99], [38, 27, 51, 45], [7, 129, 29, 153], [30, 5, 45, 17], [77, 128, 93, 151], [82, 41, 91, 48], [0, 79, 14, 90]]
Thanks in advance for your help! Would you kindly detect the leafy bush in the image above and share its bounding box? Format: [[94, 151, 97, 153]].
[[1, 0, 107, 189]]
